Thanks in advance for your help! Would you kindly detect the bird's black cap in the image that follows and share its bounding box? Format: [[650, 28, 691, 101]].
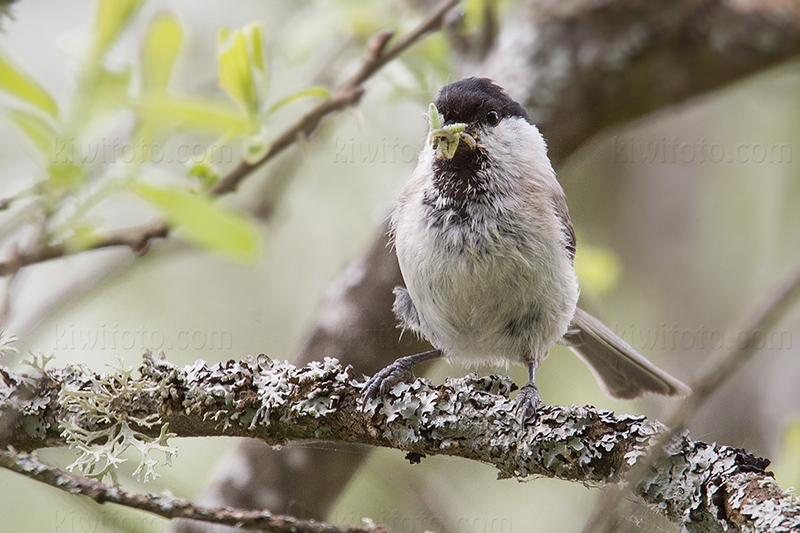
[[434, 77, 531, 127]]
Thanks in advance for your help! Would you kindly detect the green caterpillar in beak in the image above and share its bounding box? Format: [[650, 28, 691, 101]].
[[427, 103, 477, 160]]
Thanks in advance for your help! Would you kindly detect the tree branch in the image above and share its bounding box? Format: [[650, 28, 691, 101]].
[[0, 222, 169, 277], [0, 0, 460, 277], [584, 254, 800, 533], [210, 0, 459, 196], [226, 0, 800, 522], [483, 0, 800, 165], [1, 353, 797, 532], [173, 226, 432, 532], [0, 448, 391, 533], [4, 0, 800, 528]]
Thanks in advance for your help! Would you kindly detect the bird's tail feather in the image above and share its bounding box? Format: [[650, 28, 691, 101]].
[[560, 307, 691, 399]]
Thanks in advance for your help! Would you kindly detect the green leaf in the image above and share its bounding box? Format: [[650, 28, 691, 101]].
[[217, 22, 268, 117], [94, 0, 147, 58], [0, 53, 59, 117], [266, 86, 330, 115], [141, 14, 183, 94], [66, 65, 131, 134], [417, 33, 450, 73], [133, 95, 252, 138], [428, 103, 442, 130], [248, 24, 266, 76], [66, 224, 104, 252], [774, 419, 800, 487], [8, 109, 58, 157], [187, 159, 221, 189], [461, 0, 486, 33], [218, 32, 256, 114], [90, 66, 133, 121], [243, 125, 269, 164], [47, 161, 86, 189], [132, 183, 260, 261], [573, 244, 622, 296]]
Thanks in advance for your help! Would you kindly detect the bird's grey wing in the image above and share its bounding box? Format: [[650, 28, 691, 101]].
[[550, 191, 576, 262], [392, 286, 422, 332], [561, 307, 691, 399]]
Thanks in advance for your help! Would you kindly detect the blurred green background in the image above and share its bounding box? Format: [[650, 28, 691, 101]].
[[0, 1, 799, 532]]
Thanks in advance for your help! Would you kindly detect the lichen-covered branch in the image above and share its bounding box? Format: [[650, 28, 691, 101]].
[[178, 228, 432, 531], [583, 254, 800, 533], [1, 353, 797, 532], [0, 448, 391, 533], [222, 0, 800, 522]]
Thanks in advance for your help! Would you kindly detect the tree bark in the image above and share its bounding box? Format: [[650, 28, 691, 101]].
[[184, 0, 800, 528], [2, 353, 798, 532]]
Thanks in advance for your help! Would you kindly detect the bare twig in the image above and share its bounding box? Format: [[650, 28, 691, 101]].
[[210, 0, 459, 196], [0, 183, 39, 212], [0, 258, 19, 325], [583, 256, 800, 533], [0, 0, 461, 277], [0, 221, 169, 277], [0, 449, 391, 533]]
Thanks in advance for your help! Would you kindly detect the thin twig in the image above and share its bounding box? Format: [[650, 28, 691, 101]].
[[0, 0, 461, 277], [0, 221, 169, 276], [0, 448, 391, 533], [0, 183, 39, 212], [210, 0, 459, 196], [583, 256, 800, 533], [0, 247, 19, 324]]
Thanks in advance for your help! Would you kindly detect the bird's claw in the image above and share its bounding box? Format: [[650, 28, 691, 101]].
[[515, 382, 542, 425], [362, 358, 416, 405]]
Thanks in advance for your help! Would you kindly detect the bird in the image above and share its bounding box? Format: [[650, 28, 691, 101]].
[[363, 77, 690, 421]]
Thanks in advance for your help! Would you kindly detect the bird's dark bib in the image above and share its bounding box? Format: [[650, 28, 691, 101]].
[[424, 147, 491, 228]]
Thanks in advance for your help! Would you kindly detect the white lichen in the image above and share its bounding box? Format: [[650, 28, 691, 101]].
[[58, 362, 176, 485], [251, 358, 294, 427], [293, 357, 348, 419], [0, 329, 19, 360], [7, 350, 797, 531]]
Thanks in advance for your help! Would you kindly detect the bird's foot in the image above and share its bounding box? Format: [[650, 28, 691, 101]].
[[515, 381, 542, 425], [361, 350, 441, 407], [362, 358, 418, 405]]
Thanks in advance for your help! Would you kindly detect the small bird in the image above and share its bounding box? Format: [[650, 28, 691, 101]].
[[363, 78, 690, 421]]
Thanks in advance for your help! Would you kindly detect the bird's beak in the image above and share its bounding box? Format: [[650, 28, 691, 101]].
[[427, 103, 477, 160], [429, 124, 477, 160]]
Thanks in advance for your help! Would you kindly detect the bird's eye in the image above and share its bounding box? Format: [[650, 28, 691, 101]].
[[486, 110, 501, 125]]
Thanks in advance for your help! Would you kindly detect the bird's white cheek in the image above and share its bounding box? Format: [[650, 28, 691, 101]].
[[478, 118, 554, 186]]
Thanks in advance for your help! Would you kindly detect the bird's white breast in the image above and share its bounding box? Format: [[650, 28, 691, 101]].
[[391, 118, 579, 369]]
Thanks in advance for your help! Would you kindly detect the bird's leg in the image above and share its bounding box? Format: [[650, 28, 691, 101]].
[[516, 358, 543, 424], [362, 349, 441, 403]]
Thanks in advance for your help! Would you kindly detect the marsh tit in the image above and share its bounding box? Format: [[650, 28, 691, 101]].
[[363, 78, 690, 421]]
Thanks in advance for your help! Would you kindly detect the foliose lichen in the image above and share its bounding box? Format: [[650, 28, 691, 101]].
[[58, 361, 176, 485]]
